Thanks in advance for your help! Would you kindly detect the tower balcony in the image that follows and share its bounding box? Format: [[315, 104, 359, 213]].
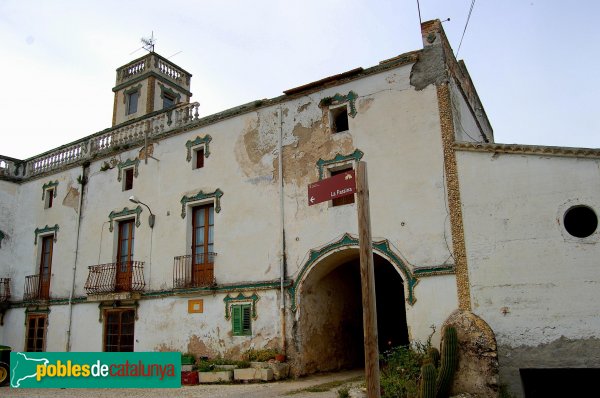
[[115, 52, 192, 90]]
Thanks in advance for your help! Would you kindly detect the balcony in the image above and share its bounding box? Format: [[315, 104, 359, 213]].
[[173, 253, 216, 289], [0, 278, 10, 302], [23, 274, 50, 301], [84, 261, 145, 297]]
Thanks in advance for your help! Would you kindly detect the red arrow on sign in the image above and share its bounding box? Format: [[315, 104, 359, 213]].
[[308, 170, 356, 206]]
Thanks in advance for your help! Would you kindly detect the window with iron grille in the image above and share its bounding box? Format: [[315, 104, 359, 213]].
[[26, 314, 47, 352], [104, 309, 135, 352], [232, 304, 251, 336]]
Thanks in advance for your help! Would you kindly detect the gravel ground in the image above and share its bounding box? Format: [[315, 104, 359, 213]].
[[2, 369, 364, 398]]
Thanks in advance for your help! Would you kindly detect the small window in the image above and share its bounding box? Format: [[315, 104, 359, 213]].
[[123, 168, 134, 191], [163, 93, 176, 109], [26, 314, 47, 352], [330, 106, 349, 133], [45, 189, 54, 209], [194, 148, 205, 169], [564, 205, 598, 238], [127, 90, 139, 115], [331, 167, 355, 207], [232, 304, 252, 336]]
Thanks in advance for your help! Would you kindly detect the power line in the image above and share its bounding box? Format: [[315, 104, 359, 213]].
[[416, 0, 422, 25], [456, 0, 476, 58]]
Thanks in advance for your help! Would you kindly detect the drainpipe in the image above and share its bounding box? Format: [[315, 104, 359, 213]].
[[65, 163, 88, 351], [278, 107, 287, 355]]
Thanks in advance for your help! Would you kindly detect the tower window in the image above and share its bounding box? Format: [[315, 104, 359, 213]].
[[127, 90, 139, 115], [564, 205, 598, 238], [330, 106, 349, 133], [194, 148, 205, 169], [163, 92, 176, 109], [45, 189, 54, 209]]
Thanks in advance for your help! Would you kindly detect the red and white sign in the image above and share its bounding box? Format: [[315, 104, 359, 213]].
[[307, 170, 356, 206]]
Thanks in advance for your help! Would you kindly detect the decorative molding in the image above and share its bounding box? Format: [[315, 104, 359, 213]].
[[117, 158, 140, 182], [316, 149, 364, 179], [319, 90, 359, 118], [158, 82, 181, 103], [185, 135, 212, 162], [288, 233, 454, 311], [34, 224, 59, 245], [41, 180, 59, 200], [98, 300, 139, 323], [180, 188, 223, 218], [454, 141, 600, 159], [223, 292, 260, 320], [437, 83, 471, 311], [108, 206, 142, 232], [122, 84, 142, 103]]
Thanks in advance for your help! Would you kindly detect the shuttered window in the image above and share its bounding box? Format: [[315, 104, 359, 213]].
[[232, 304, 252, 336]]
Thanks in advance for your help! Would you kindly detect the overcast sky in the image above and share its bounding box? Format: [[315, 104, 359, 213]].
[[1, 0, 599, 159]]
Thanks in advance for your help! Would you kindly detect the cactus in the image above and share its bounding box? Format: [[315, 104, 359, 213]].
[[435, 326, 458, 398], [427, 346, 440, 368], [419, 362, 437, 398]]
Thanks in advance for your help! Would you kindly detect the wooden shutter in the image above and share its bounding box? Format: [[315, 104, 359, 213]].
[[232, 305, 242, 336]]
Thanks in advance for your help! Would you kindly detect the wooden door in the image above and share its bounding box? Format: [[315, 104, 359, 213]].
[[39, 236, 53, 299], [192, 205, 214, 286], [116, 220, 135, 291]]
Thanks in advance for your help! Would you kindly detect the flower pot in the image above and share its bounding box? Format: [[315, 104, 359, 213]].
[[275, 354, 286, 362]]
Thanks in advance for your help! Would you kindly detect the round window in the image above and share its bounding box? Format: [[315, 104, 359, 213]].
[[563, 205, 598, 238]]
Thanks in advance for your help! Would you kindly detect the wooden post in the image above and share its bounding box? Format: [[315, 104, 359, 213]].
[[356, 161, 381, 398]]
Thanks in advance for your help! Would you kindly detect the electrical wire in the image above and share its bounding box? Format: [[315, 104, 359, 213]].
[[416, 0, 422, 25], [456, 0, 476, 58]]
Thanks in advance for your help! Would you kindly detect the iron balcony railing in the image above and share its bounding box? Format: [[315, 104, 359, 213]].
[[84, 261, 145, 295], [0, 278, 10, 302], [23, 274, 50, 301], [173, 253, 217, 289]]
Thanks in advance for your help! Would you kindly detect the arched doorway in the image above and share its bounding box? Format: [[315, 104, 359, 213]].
[[295, 247, 409, 374]]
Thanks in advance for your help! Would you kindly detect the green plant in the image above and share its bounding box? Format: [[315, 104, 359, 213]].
[[243, 348, 279, 362], [337, 385, 350, 398], [417, 326, 458, 398], [380, 344, 427, 398], [419, 363, 436, 398]]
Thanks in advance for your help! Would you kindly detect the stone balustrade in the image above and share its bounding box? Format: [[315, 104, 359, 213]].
[[0, 102, 200, 179], [116, 53, 191, 88]]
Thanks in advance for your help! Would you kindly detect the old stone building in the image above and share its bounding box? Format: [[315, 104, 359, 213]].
[[1, 20, 598, 396]]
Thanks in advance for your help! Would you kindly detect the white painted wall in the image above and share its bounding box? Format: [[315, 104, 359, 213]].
[[457, 150, 600, 346]]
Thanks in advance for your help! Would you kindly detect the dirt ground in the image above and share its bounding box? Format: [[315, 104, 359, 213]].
[[1, 369, 364, 398]]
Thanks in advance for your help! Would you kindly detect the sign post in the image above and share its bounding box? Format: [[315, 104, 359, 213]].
[[356, 161, 381, 398], [306, 162, 380, 397]]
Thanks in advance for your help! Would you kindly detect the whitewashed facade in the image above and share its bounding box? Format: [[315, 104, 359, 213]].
[[1, 20, 599, 396]]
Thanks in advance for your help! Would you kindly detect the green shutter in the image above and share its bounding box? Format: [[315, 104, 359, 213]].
[[232, 304, 252, 336], [232, 305, 242, 335], [242, 305, 251, 335]]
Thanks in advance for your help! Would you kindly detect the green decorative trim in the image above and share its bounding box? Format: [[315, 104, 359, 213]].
[[122, 84, 142, 103], [108, 206, 142, 232], [117, 158, 140, 182], [316, 149, 364, 179], [41, 180, 58, 200], [289, 233, 455, 311], [34, 224, 59, 245], [185, 135, 212, 162], [319, 91, 358, 118], [180, 188, 223, 218], [223, 292, 260, 320], [0, 230, 4, 249], [158, 82, 181, 104]]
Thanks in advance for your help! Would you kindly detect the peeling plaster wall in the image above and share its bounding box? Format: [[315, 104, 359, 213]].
[[0, 180, 18, 282], [457, 150, 600, 396], [137, 291, 280, 358], [2, 307, 25, 350]]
